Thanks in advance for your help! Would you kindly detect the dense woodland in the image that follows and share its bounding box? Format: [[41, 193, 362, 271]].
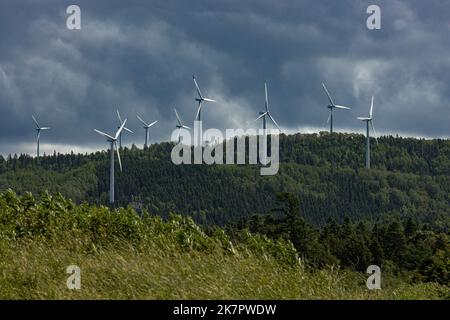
[[0, 133, 449, 230], [0, 132, 448, 287], [227, 192, 448, 285]]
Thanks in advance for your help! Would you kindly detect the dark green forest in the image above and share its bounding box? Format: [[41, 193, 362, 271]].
[[0, 132, 449, 230], [228, 192, 448, 285], [0, 132, 449, 287]]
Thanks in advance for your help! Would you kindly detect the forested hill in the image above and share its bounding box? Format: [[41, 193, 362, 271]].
[[0, 132, 449, 230]]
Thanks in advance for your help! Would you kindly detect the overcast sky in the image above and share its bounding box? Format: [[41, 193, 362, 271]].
[[0, 0, 449, 156]]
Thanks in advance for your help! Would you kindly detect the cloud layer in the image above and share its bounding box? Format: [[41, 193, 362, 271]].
[[1, 0, 450, 155]]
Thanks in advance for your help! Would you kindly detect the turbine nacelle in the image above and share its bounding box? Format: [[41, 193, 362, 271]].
[[32, 115, 51, 158], [322, 83, 351, 132], [357, 96, 378, 143], [32, 115, 51, 131], [116, 109, 134, 133], [358, 96, 378, 169], [254, 82, 281, 132], [174, 108, 190, 142], [193, 75, 216, 121], [357, 96, 375, 122], [329, 105, 351, 110], [93, 119, 127, 171], [255, 111, 268, 121], [137, 115, 158, 129], [35, 127, 51, 132], [322, 83, 351, 110]]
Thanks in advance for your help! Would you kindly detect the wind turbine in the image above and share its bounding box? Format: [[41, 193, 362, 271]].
[[94, 120, 127, 204], [255, 82, 281, 133], [193, 75, 216, 122], [357, 96, 378, 169], [322, 83, 351, 133], [136, 115, 158, 149], [116, 109, 133, 148], [174, 108, 190, 143], [32, 115, 50, 159]]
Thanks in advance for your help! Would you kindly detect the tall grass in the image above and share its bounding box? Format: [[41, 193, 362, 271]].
[[0, 189, 447, 299]]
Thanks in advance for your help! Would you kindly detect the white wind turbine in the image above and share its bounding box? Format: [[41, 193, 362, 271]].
[[94, 120, 127, 204], [136, 115, 158, 149], [32, 115, 51, 159], [174, 108, 190, 143], [116, 109, 133, 148], [255, 82, 281, 133], [322, 83, 351, 133], [357, 96, 378, 169], [193, 75, 216, 122]]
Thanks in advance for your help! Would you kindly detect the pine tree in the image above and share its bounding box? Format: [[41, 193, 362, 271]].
[[383, 221, 407, 264]]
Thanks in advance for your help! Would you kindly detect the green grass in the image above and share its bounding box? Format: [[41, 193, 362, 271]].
[[0, 239, 447, 299], [0, 189, 448, 300]]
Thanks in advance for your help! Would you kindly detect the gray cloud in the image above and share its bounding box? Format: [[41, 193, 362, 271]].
[[1, 0, 450, 155]]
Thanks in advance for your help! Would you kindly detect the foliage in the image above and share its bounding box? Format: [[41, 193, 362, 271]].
[[0, 134, 449, 231], [0, 190, 448, 299], [229, 192, 450, 286]]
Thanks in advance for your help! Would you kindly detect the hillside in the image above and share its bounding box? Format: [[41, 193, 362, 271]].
[[0, 133, 449, 230], [0, 190, 447, 299]]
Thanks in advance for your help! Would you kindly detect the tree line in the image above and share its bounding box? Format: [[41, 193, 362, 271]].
[[0, 133, 449, 231], [227, 192, 449, 285]]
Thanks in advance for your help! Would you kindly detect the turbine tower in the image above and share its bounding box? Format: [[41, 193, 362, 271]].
[[193, 75, 216, 122], [322, 83, 351, 133], [32, 115, 50, 159], [94, 120, 127, 204], [255, 82, 281, 133], [357, 96, 378, 169], [174, 108, 190, 143], [116, 109, 133, 148], [136, 115, 158, 149]]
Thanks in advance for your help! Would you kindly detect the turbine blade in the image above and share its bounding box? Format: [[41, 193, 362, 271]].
[[357, 117, 370, 121], [195, 102, 202, 121], [94, 129, 114, 140], [177, 128, 181, 141], [40, 127, 51, 130], [116, 109, 123, 123], [370, 121, 378, 144], [369, 96, 374, 118], [136, 115, 148, 127], [124, 127, 133, 134], [148, 120, 158, 127], [268, 113, 281, 132], [182, 125, 191, 129], [203, 98, 216, 103], [115, 142, 122, 171], [255, 112, 268, 121], [326, 112, 332, 124], [265, 82, 269, 112], [193, 75, 203, 99], [32, 115, 40, 128], [334, 105, 351, 110], [37, 130, 41, 141], [322, 83, 335, 106], [174, 108, 182, 125], [114, 119, 127, 140]]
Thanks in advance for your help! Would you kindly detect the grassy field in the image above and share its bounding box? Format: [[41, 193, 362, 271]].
[[0, 190, 448, 300], [1, 240, 448, 299]]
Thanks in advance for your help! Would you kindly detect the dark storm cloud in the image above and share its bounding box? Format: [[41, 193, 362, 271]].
[[0, 0, 450, 155]]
